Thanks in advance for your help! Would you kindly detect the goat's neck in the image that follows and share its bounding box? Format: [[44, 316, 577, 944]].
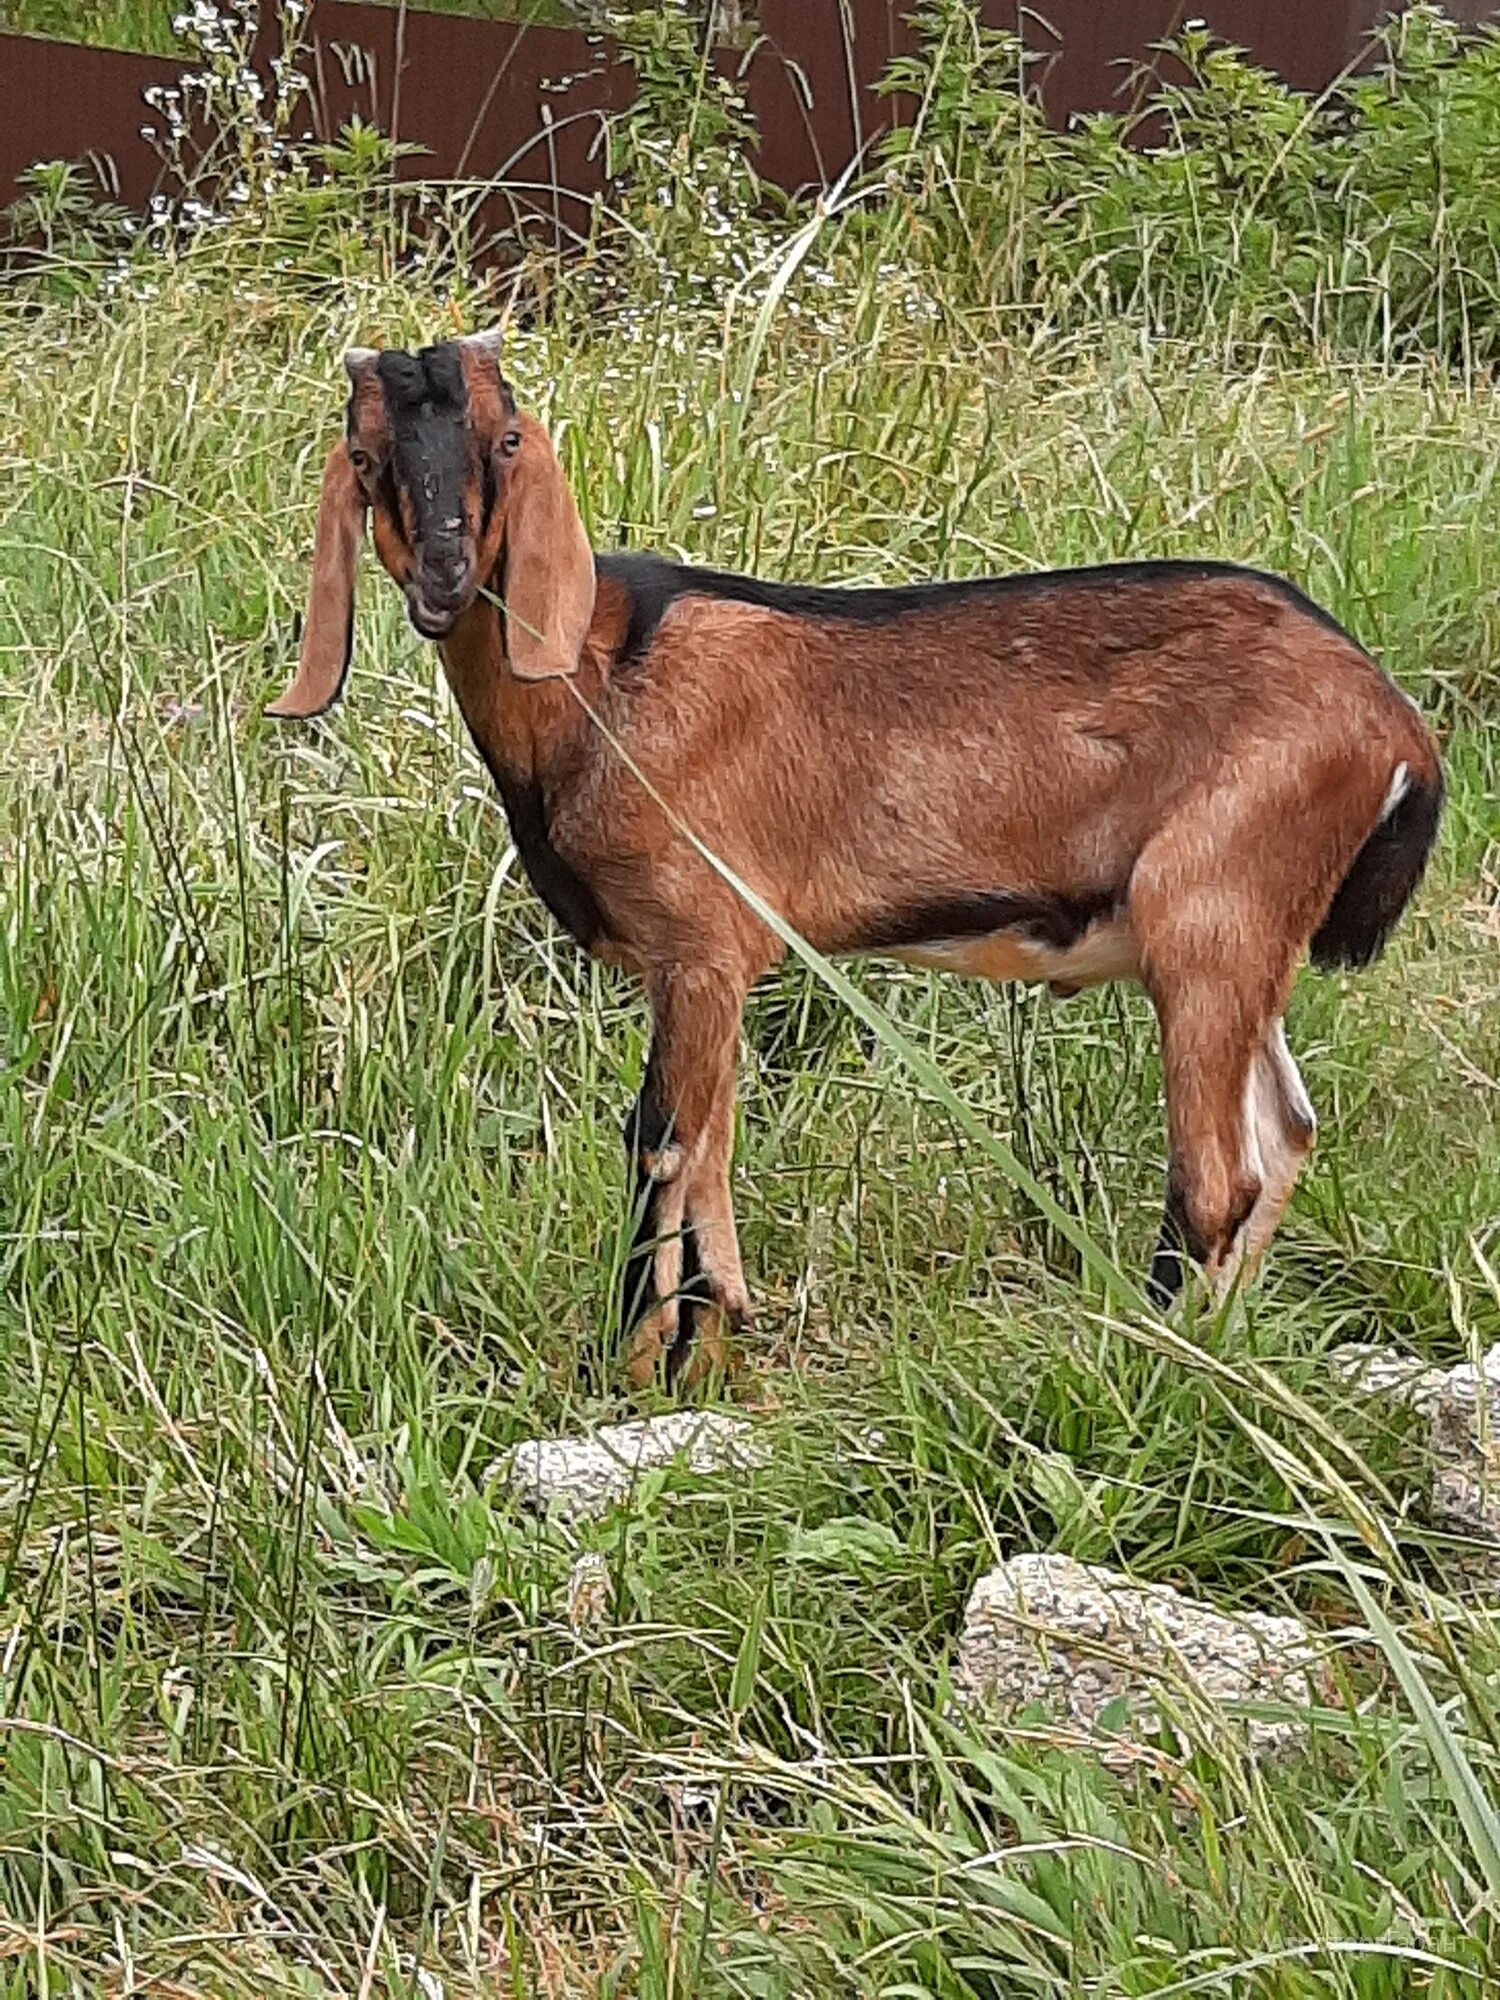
[[437, 600, 599, 790]]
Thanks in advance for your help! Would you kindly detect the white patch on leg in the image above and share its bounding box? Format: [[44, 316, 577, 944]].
[[1241, 1059, 1267, 1188], [1216, 1021, 1319, 1301], [1379, 761, 1411, 822], [1267, 1020, 1315, 1138], [1235, 1021, 1317, 1282], [1211, 1064, 1267, 1302]]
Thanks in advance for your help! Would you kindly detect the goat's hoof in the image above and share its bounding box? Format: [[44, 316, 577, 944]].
[[625, 1305, 676, 1390], [670, 1303, 745, 1390], [624, 1301, 747, 1392]]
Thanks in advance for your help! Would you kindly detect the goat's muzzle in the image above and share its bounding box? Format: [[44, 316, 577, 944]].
[[407, 548, 475, 639]]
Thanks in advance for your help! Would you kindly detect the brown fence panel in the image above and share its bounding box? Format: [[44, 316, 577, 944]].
[[297, 3, 623, 235], [6, 2, 1500, 219], [739, 2, 1435, 189], [0, 12, 620, 221], [995, 2, 1421, 124], [743, 0, 915, 192], [301, 0, 917, 208], [1, 33, 182, 209]]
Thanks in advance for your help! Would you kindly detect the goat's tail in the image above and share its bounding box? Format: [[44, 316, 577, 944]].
[[1311, 757, 1444, 972]]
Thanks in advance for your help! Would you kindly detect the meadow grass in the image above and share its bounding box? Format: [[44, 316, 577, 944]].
[[0, 0, 582, 59], [0, 178, 1499, 1996]]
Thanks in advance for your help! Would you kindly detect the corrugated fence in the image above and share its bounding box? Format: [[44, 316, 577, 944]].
[[3, 1, 1498, 220]]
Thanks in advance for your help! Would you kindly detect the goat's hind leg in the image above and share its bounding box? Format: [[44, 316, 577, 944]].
[[620, 965, 752, 1389], [1136, 888, 1305, 1306], [1138, 729, 1407, 1304], [1145, 982, 1266, 1307], [1148, 1010, 1317, 1307]]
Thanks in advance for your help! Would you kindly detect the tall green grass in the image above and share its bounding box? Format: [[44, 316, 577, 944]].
[[0, 0, 600, 58], [2, 30, 1500, 1995]]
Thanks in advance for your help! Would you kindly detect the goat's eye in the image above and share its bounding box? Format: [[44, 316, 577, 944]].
[[348, 446, 372, 475], [500, 430, 522, 458]]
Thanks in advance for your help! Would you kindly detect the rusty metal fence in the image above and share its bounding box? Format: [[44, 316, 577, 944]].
[[3, 1, 1497, 219]]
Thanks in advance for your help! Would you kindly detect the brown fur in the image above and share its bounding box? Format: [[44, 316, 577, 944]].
[[273, 340, 1444, 1376], [496, 414, 596, 681], [265, 443, 365, 719]]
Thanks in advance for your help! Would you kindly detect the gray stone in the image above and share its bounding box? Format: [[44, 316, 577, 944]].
[[956, 1554, 1323, 1762], [1332, 1341, 1500, 1573], [500, 1411, 767, 1522]]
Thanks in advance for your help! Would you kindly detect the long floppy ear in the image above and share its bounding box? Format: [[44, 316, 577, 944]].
[[266, 442, 365, 719], [501, 418, 596, 682]]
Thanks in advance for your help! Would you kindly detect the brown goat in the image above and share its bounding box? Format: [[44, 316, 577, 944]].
[[270, 331, 1444, 1383]]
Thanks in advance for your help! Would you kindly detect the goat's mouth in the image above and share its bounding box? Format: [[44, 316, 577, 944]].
[[406, 584, 478, 640], [406, 555, 478, 641], [408, 599, 460, 640]]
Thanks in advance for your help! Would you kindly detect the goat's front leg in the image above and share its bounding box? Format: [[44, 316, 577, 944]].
[[620, 964, 751, 1389]]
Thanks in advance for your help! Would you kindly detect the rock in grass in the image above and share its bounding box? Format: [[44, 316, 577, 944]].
[[957, 1554, 1322, 1763], [503, 1411, 767, 1522], [1332, 1342, 1500, 1573]]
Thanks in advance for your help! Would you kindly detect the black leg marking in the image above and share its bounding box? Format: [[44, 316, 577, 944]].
[[619, 1075, 670, 1344], [662, 1220, 716, 1386], [1147, 1172, 1203, 1309], [618, 1064, 732, 1385], [619, 1171, 661, 1342], [1147, 1209, 1188, 1308]]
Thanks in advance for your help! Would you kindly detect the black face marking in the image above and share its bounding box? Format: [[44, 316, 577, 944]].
[[593, 552, 1365, 670], [849, 887, 1120, 958], [374, 345, 472, 576]]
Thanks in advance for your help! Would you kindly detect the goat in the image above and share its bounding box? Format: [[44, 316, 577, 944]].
[[269, 330, 1444, 1384]]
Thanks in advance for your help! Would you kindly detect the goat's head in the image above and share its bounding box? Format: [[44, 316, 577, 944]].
[[268, 329, 595, 719]]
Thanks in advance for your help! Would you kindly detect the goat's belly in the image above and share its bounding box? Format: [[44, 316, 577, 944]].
[[894, 917, 1138, 991]]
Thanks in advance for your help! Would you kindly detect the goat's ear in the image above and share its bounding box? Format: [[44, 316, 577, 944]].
[[266, 442, 365, 719], [502, 419, 595, 682]]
